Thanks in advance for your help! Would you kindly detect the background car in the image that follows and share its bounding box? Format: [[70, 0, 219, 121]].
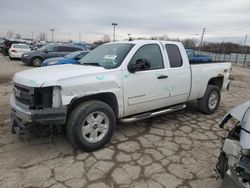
[[0, 39, 5, 51], [21, 44, 84, 67], [41, 51, 89, 66], [8, 44, 31, 60], [1, 39, 24, 56], [72, 42, 89, 51], [186, 49, 212, 62]]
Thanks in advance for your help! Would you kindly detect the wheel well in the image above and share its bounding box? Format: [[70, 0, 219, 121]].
[[208, 76, 223, 90], [31, 56, 43, 61], [67, 92, 119, 118]]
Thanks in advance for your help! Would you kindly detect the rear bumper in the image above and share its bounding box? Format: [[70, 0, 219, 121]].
[[9, 52, 22, 58], [10, 94, 66, 126]]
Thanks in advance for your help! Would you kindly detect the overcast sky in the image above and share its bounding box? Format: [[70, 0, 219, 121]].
[[0, 0, 250, 43]]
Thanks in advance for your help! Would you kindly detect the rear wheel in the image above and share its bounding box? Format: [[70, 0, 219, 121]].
[[198, 85, 221, 114], [32, 57, 42, 67], [66, 100, 116, 151]]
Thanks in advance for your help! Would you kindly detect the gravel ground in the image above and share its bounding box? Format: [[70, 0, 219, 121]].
[[0, 53, 250, 188]]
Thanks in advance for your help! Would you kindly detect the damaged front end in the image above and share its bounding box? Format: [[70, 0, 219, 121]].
[[10, 83, 66, 135], [216, 101, 250, 187]]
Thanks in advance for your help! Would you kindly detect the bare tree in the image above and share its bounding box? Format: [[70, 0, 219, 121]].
[[182, 39, 197, 49], [102, 35, 111, 43], [38, 32, 47, 41], [15, 33, 22, 39], [7, 31, 14, 38]]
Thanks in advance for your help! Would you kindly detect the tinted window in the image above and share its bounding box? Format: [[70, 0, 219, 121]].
[[65, 51, 82, 58], [129, 44, 164, 70], [58, 46, 69, 52], [69, 47, 82, 52], [42, 45, 56, 52], [77, 52, 89, 59], [165, 44, 183, 68]]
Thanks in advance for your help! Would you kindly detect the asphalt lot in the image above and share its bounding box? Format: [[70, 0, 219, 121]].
[[0, 54, 250, 188]]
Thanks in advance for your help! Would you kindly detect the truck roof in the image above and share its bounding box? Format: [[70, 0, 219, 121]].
[[109, 40, 182, 45]]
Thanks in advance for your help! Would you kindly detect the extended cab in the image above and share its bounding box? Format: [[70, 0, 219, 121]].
[[10, 40, 231, 151]]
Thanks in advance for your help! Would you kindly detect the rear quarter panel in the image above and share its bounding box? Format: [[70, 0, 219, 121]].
[[189, 62, 231, 100]]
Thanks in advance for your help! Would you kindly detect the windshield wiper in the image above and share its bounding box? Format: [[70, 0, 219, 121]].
[[82, 62, 101, 67]]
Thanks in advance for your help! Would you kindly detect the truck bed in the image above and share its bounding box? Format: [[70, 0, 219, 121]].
[[188, 61, 231, 101]]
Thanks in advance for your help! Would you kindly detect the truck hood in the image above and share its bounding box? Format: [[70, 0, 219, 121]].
[[13, 64, 106, 87]]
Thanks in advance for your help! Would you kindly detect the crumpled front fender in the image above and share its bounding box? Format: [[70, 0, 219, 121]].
[[219, 101, 250, 128]]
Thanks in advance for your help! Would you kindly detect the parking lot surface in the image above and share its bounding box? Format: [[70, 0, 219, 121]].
[[0, 54, 250, 188]]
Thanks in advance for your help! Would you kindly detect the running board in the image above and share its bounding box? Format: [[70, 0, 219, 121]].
[[119, 104, 186, 123]]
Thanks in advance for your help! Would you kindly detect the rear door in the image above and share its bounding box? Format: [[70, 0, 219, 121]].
[[122, 43, 171, 116], [57, 46, 69, 57], [164, 43, 191, 104]]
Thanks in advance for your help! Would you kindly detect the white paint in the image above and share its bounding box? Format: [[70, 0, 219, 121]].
[[8, 44, 31, 59], [12, 40, 231, 119]]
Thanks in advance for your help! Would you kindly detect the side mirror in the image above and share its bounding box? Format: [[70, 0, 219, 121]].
[[127, 63, 137, 73], [128, 59, 151, 73], [44, 49, 48, 53]]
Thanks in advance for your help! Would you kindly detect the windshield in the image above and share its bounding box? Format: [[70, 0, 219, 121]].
[[79, 43, 135, 69], [65, 51, 82, 58]]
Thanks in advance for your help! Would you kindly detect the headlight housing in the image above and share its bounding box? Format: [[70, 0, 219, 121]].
[[52, 86, 62, 108], [33, 86, 62, 109], [33, 87, 53, 109], [23, 54, 29, 57]]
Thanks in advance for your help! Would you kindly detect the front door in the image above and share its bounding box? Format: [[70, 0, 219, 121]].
[[122, 44, 170, 116]]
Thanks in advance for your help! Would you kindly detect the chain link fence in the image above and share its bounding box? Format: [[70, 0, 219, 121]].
[[196, 51, 250, 68]]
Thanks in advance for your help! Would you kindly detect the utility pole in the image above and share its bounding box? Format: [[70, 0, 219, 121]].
[[31, 31, 34, 40], [111, 23, 118, 42], [243, 34, 248, 67], [79, 34, 81, 43], [242, 34, 248, 54], [127, 33, 131, 40], [50, 28, 55, 42], [199, 27, 205, 48], [221, 38, 225, 53]]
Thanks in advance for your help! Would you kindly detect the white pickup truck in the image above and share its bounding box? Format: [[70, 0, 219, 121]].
[[10, 40, 231, 151]]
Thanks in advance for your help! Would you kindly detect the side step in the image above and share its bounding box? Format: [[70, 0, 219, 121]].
[[119, 104, 186, 123]]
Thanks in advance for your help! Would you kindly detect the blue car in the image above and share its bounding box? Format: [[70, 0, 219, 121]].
[[41, 51, 89, 66], [186, 49, 212, 62]]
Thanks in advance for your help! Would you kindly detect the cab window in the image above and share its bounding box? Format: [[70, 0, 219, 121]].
[[165, 44, 183, 68], [129, 44, 164, 71]]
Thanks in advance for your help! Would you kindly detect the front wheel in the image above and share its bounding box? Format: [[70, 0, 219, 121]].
[[66, 100, 116, 151], [198, 85, 221, 114], [32, 57, 42, 67]]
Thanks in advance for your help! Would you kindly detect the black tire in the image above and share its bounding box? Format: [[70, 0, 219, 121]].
[[66, 100, 116, 151], [198, 85, 221, 114], [32, 57, 43, 67], [9, 56, 13, 60]]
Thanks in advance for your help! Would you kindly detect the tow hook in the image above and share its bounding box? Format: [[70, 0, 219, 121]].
[[11, 116, 24, 135]]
